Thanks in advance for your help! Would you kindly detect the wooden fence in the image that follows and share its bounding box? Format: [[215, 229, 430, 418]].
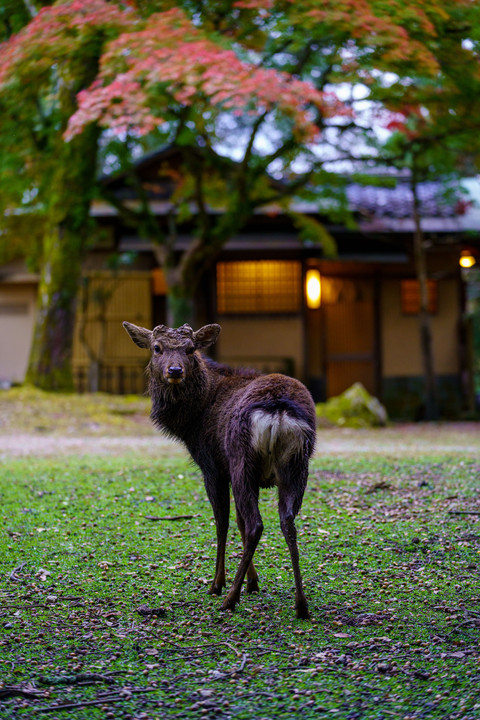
[[73, 364, 147, 395]]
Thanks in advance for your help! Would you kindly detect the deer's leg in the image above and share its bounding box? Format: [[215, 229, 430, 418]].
[[222, 477, 263, 612], [204, 476, 230, 596], [277, 459, 310, 620], [235, 506, 260, 593]]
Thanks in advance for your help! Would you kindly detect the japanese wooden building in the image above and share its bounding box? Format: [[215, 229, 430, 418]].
[[1, 151, 479, 419]]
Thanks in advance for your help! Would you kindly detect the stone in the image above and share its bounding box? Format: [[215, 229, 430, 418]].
[[316, 382, 388, 428]]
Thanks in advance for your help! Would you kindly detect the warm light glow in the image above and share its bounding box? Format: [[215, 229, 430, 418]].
[[459, 251, 476, 269], [306, 269, 321, 309], [216, 260, 301, 313]]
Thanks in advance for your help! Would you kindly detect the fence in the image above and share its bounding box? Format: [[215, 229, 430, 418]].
[[73, 364, 147, 395], [74, 356, 294, 395]]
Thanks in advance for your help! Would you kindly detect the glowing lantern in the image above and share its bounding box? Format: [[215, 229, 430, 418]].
[[305, 269, 321, 309], [459, 250, 476, 268]]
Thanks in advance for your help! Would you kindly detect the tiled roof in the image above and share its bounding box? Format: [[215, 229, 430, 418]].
[[346, 182, 461, 219]]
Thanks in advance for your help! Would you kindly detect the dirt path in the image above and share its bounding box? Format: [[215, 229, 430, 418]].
[[0, 423, 479, 458], [0, 432, 184, 458]]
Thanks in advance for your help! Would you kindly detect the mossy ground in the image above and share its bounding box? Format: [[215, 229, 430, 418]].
[[0, 387, 153, 436], [1, 393, 480, 718]]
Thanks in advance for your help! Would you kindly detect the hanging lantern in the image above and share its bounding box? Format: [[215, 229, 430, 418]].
[[459, 250, 476, 269], [305, 269, 321, 309]]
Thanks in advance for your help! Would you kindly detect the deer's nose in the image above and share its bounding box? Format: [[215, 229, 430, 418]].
[[167, 365, 184, 379]]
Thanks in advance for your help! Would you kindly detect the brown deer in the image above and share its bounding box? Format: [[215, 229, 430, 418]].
[[123, 321, 316, 619]]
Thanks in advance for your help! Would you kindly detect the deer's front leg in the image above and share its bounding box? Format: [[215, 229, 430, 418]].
[[204, 475, 230, 595]]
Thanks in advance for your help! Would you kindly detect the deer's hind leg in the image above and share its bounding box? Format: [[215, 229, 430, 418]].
[[222, 458, 263, 612], [277, 456, 310, 620], [235, 507, 260, 593]]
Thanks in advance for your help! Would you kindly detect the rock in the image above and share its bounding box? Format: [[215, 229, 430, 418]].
[[315, 382, 388, 428]]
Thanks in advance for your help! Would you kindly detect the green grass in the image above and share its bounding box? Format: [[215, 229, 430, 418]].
[[1, 449, 480, 719]]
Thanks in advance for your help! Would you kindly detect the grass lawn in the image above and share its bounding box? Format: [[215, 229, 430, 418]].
[[1, 392, 480, 718]]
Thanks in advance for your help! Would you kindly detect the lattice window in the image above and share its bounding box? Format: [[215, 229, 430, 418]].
[[401, 279, 438, 315], [216, 261, 302, 314]]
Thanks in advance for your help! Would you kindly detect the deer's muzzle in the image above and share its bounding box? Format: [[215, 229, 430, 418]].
[[166, 365, 184, 384]]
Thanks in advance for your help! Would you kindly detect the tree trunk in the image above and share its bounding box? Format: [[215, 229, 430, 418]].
[[411, 179, 438, 420], [25, 120, 99, 391], [165, 285, 196, 327], [26, 225, 83, 391], [161, 242, 201, 327], [163, 221, 243, 328], [87, 360, 101, 394]]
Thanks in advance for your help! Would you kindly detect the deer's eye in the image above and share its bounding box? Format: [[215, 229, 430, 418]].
[[185, 346, 195, 355], [153, 344, 161, 354]]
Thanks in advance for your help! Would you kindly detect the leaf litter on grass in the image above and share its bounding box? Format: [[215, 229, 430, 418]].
[[1, 447, 480, 718]]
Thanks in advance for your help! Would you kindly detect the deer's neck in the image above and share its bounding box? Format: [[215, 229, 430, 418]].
[[149, 371, 214, 443]]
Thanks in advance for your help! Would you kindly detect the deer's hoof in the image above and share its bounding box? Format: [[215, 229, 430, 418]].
[[295, 603, 310, 620], [207, 582, 224, 596], [246, 577, 259, 594], [221, 595, 238, 612]]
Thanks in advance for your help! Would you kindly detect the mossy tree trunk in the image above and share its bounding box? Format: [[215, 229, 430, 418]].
[[165, 290, 196, 328], [26, 226, 83, 391], [26, 124, 99, 391]]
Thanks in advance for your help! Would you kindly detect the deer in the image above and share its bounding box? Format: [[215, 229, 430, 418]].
[[123, 321, 316, 619]]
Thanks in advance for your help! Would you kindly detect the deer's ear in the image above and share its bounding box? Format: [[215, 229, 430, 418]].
[[193, 324, 221, 349], [123, 321, 152, 349]]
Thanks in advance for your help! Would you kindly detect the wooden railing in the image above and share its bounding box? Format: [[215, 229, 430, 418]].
[[73, 364, 147, 395], [73, 356, 295, 395]]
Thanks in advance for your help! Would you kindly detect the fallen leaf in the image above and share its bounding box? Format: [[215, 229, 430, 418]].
[[35, 568, 51, 582]]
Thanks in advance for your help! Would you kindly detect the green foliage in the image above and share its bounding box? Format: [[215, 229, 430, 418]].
[[0, 0, 51, 41]]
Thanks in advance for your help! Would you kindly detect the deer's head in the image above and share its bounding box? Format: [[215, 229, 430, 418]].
[[123, 322, 221, 385]]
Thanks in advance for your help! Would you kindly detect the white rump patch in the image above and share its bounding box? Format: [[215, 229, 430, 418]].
[[250, 410, 310, 469]]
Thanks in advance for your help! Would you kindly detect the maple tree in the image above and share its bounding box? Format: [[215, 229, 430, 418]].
[[66, 0, 470, 327], [65, 5, 350, 325]]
